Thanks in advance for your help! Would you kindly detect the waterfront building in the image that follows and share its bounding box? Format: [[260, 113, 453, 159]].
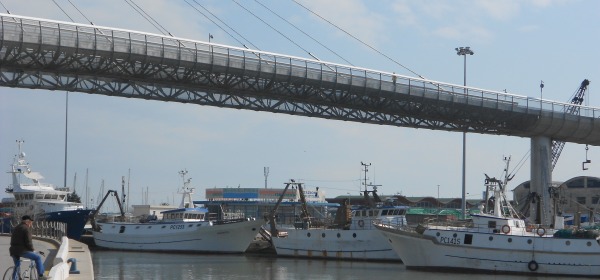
[[196, 187, 338, 225], [512, 176, 600, 224]]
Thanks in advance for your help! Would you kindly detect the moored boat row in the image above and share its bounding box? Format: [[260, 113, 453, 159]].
[[6, 142, 600, 278]]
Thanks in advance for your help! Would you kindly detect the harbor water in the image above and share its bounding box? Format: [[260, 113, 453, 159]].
[[91, 250, 576, 280]]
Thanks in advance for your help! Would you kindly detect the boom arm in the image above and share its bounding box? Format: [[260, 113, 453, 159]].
[[551, 79, 590, 170], [90, 190, 125, 231]]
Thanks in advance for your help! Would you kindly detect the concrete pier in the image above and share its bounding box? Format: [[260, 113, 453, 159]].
[[0, 234, 93, 279]]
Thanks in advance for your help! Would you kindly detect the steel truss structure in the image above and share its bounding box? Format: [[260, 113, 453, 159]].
[[1, 14, 600, 145]]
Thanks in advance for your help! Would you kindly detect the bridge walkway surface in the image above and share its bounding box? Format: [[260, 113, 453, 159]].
[[0, 234, 93, 279]]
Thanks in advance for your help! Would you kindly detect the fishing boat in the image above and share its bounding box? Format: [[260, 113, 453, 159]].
[[375, 158, 600, 276], [267, 164, 409, 261], [91, 170, 264, 253], [5, 140, 93, 239]]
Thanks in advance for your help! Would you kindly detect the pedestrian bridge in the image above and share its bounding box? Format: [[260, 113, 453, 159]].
[[1, 13, 599, 145]]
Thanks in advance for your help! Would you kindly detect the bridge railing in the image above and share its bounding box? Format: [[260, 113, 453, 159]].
[[2, 13, 599, 119]]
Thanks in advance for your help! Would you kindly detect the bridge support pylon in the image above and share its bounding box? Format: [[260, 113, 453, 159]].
[[530, 136, 554, 226]]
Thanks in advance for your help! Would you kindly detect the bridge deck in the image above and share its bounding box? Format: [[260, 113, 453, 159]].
[[1, 13, 599, 145]]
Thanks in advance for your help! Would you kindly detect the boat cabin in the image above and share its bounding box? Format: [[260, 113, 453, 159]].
[[161, 208, 209, 222], [351, 206, 409, 230], [470, 214, 527, 234]]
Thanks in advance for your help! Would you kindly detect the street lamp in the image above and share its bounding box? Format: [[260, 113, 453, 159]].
[[456, 46, 474, 219]]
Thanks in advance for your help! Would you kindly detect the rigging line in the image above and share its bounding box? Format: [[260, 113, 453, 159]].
[[51, 0, 75, 22], [510, 150, 529, 177], [232, 0, 312, 57], [122, 0, 167, 35], [188, 0, 260, 50], [253, 0, 354, 66], [66, 0, 94, 24], [291, 0, 425, 79]]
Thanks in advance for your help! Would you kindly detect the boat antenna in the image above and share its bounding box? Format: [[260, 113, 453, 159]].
[[360, 162, 371, 192]]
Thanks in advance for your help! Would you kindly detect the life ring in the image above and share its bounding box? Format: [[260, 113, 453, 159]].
[[536, 227, 546, 237], [528, 260, 539, 271], [358, 220, 365, 228], [501, 225, 511, 234]]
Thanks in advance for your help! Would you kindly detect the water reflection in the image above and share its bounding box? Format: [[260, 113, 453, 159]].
[[91, 251, 576, 280]]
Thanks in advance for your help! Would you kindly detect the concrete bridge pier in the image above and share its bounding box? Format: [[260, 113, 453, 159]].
[[530, 136, 554, 226]]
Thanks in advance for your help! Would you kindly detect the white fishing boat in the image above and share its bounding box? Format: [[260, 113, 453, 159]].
[[91, 170, 264, 253], [268, 164, 408, 261], [375, 158, 600, 276], [5, 140, 93, 239]]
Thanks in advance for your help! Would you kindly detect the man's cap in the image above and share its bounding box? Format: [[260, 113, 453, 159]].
[[21, 215, 33, 221]]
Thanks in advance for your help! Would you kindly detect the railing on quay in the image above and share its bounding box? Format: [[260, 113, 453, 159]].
[[0, 219, 66, 242], [2, 13, 600, 120]]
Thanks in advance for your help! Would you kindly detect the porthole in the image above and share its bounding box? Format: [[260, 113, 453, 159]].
[[337, 233, 341, 238], [566, 241, 571, 246], [135, 226, 140, 229], [322, 233, 326, 238], [436, 232, 441, 237], [197, 224, 202, 227], [587, 241, 592, 246], [147, 226, 152, 229], [527, 239, 532, 244], [489, 236, 493, 241], [353, 233, 357, 238], [453, 233, 457, 238], [307, 232, 311, 237], [508, 238, 512, 243], [162, 225, 166, 228], [188, 224, 193, 227]]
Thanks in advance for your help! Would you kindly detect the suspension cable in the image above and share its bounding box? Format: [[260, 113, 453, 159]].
[[0, 0, 10, 13], [232, 0, 313, 57], [187, 0, 261, 50], [253, 0, 353, 66], [51, 0, 75, 22], [291, 0, 425, 79], [66, 0, 94, 25], [122, 0, 170, 36]]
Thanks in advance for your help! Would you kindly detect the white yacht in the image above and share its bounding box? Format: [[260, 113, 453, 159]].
[[5, 140, 92, 239]]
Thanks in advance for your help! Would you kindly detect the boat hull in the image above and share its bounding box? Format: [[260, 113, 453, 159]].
[[377, 225, 600, 276], [272, 228, 400, 261], [44, 209, 93, 240], [93, 219, 264, 253]]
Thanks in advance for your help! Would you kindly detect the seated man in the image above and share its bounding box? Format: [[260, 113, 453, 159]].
[[9, 215, 46, 280]]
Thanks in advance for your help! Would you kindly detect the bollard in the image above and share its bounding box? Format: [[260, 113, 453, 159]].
[[67, 258, 81, 274]]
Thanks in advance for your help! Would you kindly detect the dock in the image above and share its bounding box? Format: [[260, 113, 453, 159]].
[[0, 234, 94, 279]]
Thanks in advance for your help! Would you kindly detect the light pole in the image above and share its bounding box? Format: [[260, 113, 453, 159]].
[[456, 46, 474, 219], [437, 184, 440, 210]]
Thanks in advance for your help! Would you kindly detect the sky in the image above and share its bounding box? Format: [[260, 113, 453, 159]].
[[1, 0, 599, 208]]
